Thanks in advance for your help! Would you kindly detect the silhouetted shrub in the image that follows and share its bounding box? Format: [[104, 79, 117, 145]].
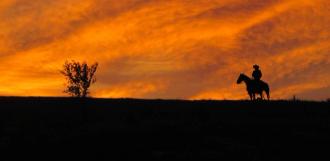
[[60, 60, 98, 97]]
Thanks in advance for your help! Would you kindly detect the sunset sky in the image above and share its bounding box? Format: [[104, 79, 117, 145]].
[[0, 0, 329, 100]]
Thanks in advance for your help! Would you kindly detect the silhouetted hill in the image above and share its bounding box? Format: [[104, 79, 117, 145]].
[[0, 97, 329, 161]]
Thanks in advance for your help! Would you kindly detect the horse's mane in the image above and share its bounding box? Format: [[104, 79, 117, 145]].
[[240, 73, 251, 80]]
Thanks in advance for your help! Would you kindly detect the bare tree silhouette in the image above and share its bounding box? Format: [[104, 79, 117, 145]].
[[61, 60, 98, 97]]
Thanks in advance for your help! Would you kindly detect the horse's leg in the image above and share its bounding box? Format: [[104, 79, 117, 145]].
[[260, 92, 264, 100], [266, 90, 270, 100], [265, 86, 270, 101], [248, 92, 253, 100]]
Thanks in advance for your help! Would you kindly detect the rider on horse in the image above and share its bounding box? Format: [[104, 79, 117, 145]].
[[236, 64, 270, 100], [252, 64, 262, 81]]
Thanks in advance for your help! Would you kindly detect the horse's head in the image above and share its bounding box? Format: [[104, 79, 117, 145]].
[[237, 73, 244, 84], [237, 73, 250, 84]]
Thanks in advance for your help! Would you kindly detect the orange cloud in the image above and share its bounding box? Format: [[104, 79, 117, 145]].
[[0, 0, 329, 100]]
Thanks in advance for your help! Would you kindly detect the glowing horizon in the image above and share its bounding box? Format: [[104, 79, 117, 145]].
[[0, 0, 329, 100]]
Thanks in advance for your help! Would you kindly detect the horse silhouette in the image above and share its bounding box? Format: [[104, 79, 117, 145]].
[[237, 73, 270, 100]]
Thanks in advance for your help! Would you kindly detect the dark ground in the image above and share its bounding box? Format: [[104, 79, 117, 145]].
[[0, 97, 329, 161]]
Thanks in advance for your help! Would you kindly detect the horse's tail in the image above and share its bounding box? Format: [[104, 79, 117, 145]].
[[265, 84, 270, 100]]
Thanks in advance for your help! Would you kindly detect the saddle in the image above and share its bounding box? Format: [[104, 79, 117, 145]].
[[252, 79, 265, 89]]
